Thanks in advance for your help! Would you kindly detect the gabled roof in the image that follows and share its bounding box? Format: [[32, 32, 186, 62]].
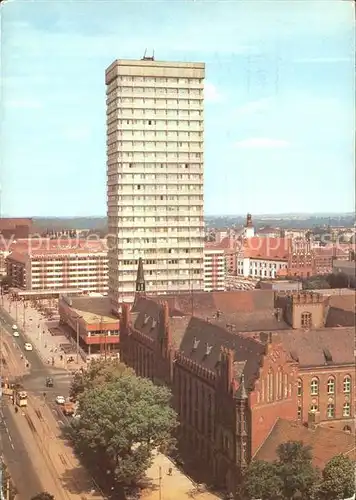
[[255, 418, 356, 470], [274, 327, 354, 367], [131, 297, 266, 387]]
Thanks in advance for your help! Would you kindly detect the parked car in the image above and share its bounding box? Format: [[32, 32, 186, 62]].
[[24, 343, 33, 351], [12, 324, 18, 330], [13, 330, 19, 337]]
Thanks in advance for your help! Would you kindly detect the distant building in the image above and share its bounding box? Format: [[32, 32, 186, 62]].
[[259, 279, 302, 292], [237, 236, 289, 279], [243, 213, 255, 239], [0, 218, 32, 239], [6, 239, 108, 294], [203, 246, 225, 291], [332, 259, 356, 281], [58, 295, 120, 356]]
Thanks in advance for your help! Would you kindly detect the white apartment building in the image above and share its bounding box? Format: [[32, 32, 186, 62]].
[[6, 241, 108, 294], [204, 247, 225, 292], [105, 57, 205, 311]]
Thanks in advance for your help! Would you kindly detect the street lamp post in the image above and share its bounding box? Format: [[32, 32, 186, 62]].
[[76, 320, 80, 365]]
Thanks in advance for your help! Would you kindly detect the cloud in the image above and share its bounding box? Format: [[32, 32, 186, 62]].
[[205, 82, 223, 103], [4, 99, 42, 109], [234, 137, 290, 149]]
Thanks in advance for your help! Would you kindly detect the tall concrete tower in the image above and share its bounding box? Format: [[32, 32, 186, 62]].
[[105, 57, 205, 313]]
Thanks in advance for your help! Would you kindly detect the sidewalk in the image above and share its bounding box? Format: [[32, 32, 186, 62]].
[[2, 332, 103, 500], [1, 295, 85, 372]]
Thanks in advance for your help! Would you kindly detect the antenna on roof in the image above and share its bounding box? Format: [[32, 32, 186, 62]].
[[142, 48, 155, 61]]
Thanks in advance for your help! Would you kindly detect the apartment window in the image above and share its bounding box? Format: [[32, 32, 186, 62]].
[[327, 377, 335, 395], [301, 311, 312, 328], [327, 403, 335, 418], [310, 404, 318, 413], [297, 379, 303, 397], [343, 403, 351, 417], [310, 378, 319, 396], [343, 376, 351, 393]]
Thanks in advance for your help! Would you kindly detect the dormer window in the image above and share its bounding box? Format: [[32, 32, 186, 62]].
[[205, 344, 213, 356], [192, 337, 200, 351]]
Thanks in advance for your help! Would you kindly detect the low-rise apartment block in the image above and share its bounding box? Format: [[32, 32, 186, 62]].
[[6, 239, 108, 294]]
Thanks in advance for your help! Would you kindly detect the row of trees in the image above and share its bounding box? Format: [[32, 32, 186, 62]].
[[67, 359, 178, 494], [303, 272, 356, 290], [240, 441, 355, 500]]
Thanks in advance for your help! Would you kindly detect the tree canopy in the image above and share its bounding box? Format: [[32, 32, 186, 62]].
[[317, 454, 355, 500], [30, 493, 55, 500], [242, 441, 320, 500], [69, 358, 134, 400], [68, 363, 178, 490]]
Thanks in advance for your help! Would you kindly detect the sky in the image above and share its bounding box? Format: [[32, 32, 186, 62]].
[[0, 0, 355, 217]]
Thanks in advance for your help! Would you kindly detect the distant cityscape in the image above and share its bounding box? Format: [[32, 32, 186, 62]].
[[0, 54, 355, 500]]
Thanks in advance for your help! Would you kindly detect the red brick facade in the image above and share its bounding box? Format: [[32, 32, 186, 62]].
[[120, 288, 355, 496]]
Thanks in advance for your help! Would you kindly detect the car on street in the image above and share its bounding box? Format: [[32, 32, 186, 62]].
[[55, 395, 66, 405], [45, 377, 54, 388], [12, 324, 18, 330], [24, 342, 33, 351], [13, 330, 20, 337]]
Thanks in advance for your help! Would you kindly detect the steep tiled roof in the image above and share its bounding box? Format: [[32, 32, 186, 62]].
[[255, 418, 356, 470], [131, 297, 266, 387], [151, 290, 276, 316], [274, 328, 354, 367], [326, 293, 356, 327], [243, 237, 290, 261]]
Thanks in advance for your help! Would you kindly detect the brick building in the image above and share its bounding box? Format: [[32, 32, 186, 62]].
[[0, 218, 32, 240], [6, 239, 108, 294], [119, 263, 355, 495]]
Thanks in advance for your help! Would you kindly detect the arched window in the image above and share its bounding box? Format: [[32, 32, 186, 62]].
[[301, 311, 312, 328], [327, 403, 335, 418], [327, 377, 335, 395], [261, 378, 265, 402], [343, 376, 351, 394], [343, 425, 352, 433], [343, 403, 351, 417], [267, 370, 274, 402], [310, 378, 319, 396], [310, 403, 318, 413], [284, 373, 288, 398], [276, 367, 283, 400], [297, 378, 303, 397]]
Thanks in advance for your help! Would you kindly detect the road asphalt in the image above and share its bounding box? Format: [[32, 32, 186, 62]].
[[1, 403, 43, 498], [1, 303, 73, 495]]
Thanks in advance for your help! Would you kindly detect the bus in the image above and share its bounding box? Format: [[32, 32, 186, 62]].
[[15, 390, 28, 407]]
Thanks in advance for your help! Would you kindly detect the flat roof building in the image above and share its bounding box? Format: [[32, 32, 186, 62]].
[[106, 58, 205, 313]]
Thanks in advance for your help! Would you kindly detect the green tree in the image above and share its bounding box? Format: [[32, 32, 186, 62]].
[[69, 358, 134, 400], [317, 454, 355, 500], [242, 460, 283, 499], [69, 373, 178, 488], [276, 441, 320, 500], [30, 493, 55, 500]]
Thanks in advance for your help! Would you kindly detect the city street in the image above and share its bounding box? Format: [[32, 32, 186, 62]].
[[1, 301, 104, 499], [1, 403, 43, 499]]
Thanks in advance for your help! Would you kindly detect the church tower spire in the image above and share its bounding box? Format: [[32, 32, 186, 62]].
[[135, 257, 146, 293]]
